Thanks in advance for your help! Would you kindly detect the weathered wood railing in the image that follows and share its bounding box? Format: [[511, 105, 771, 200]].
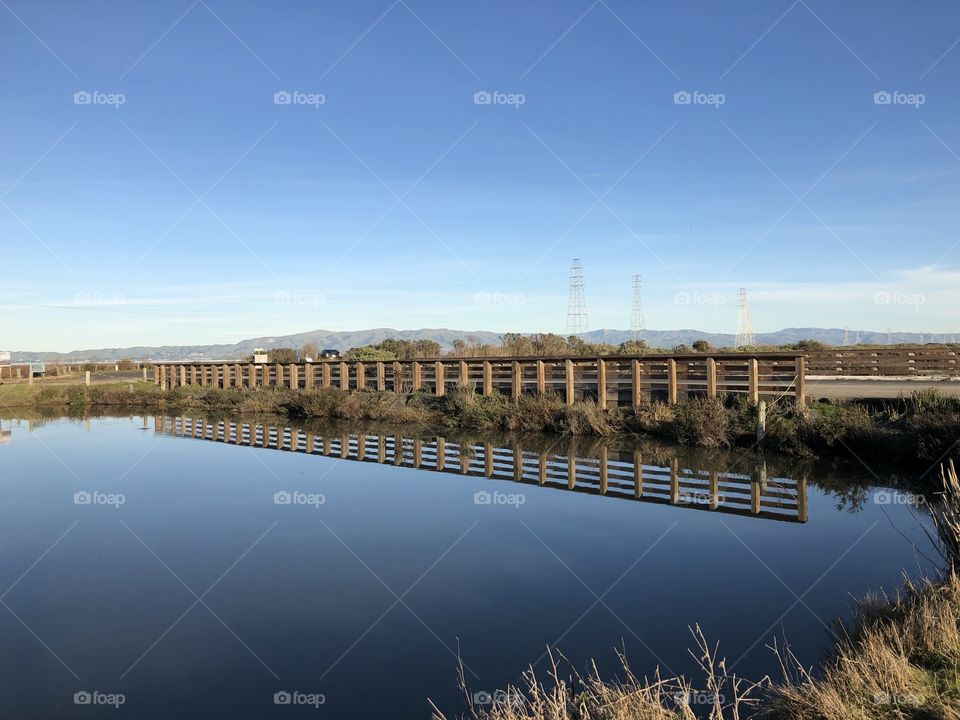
[[806, 347, 960, 377], [153, 353, 806, 406], [154, 415, 808, 523]]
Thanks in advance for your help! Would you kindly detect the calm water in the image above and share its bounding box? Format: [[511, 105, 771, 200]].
[[0, 415, 936, 719]]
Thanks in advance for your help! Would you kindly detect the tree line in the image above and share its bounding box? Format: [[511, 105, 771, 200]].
[[257, 335, 835, 363]]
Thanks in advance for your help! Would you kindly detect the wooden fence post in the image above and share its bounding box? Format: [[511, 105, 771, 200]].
[[798, 477, 808, 523], [322, 362, 331, 388], [435, 362, 444, 396], [706, 357, 717, 397], [670, 457, 679, 503], [512, 361, 521, 399], [482, 361, 492, 395], [412, 362, 422, 391], [376, 362, 385, 391], [289, 363, 298, 390], [565, 359, 575, 406], [340, 361, 349, 390], [795, 356, 806, 405], [356, 363, 366, 390], [757, 400, 767, 442], [667, 359, 678, 404], [459, 360, 469, 389], [631, 359, 642, 408], [392, 361, 401, 392], [536, 360, 545, 394], [599, 446, 608, 494], [305, 363, 314, 389], [597, 358, 607, 410], [633, 449, 643, 497], [748, 358, 759, 404]]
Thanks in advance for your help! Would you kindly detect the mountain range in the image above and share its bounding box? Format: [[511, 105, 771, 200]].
[[9, 327, 949, 362]]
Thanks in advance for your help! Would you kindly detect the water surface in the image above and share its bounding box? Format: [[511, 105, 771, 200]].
[[0, 415, 936, 718]]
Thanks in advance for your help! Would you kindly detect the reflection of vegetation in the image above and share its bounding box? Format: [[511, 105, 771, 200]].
[[438, 467, 960, 720], [3, 382, 959, 478]]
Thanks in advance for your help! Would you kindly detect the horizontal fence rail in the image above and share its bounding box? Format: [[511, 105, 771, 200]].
[[153, 353, 806, 406], [154, 416, 808, 523], [806, 347, 960, 377]]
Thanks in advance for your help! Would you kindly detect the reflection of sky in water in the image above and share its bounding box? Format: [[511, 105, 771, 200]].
[[0, 416, 938, 720]]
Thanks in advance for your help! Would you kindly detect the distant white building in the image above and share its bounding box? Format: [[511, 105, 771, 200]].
[[253, 348, 269, 364]]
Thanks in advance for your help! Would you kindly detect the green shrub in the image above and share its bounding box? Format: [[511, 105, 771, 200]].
[[673, 397, 732, 448]]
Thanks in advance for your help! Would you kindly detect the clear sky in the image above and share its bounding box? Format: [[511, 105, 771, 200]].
[[2, 0, 959, 351]]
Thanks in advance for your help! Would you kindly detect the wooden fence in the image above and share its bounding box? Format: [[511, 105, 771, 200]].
[[154, 415, 808, 523], [805, 347, 959, 377], [153, 353, 805, 406]]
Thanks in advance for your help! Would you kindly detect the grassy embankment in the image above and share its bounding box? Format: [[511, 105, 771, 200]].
[[431, 463, 960, 720], [2, 381, 959, 472]]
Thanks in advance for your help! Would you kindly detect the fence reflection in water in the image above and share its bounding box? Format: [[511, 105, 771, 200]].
[[154, 416, 808, 524]]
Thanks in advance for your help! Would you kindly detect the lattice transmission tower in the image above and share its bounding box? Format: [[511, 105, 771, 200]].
[[630, 274, 645, 337], [734, 288, 754, 348], [566, 258, 589, 335]]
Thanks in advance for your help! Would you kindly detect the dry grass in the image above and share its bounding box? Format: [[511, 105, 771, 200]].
[[432, 628, 767, 720], [767, 573, 960, 719], [930, 459, 960, 571]]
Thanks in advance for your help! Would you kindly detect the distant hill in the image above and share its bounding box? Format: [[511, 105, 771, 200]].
[[9, 327, 948, 363]]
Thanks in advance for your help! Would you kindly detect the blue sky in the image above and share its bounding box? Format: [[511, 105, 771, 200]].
[[2, 0, 959, 351]]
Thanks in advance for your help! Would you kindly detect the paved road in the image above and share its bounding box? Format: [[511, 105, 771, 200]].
[[1, 370, 149, 387], [806, 377, 960, 400]]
